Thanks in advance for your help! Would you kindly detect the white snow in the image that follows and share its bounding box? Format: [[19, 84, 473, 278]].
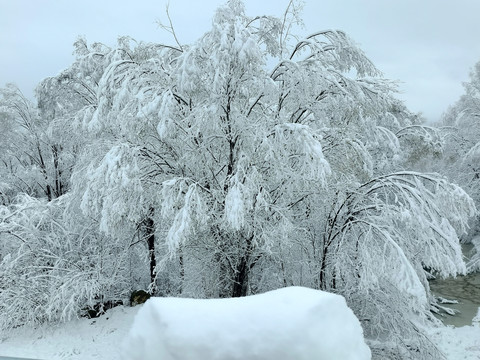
[[0, 295, 479, 360], [0, 305, 138, 359], [474, 307, 480, 324], [123, 286, 371, 360], [224, 179, 246, 230], [427, 322, 480, 360]]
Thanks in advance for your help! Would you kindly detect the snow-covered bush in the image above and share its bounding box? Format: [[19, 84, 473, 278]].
[[0, 194, 129, 329]]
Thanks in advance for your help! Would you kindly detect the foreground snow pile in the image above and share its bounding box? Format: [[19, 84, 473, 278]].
[[123, 286, 371, 360]]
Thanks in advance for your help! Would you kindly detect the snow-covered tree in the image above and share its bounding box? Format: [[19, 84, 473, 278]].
[[75, 0, 394, 298], [436, 59, 480, 275], [440, 60, 480, 225], [0, 39, 147, 328], [0, 83, 77, 202], [0, 85, 50, 200]]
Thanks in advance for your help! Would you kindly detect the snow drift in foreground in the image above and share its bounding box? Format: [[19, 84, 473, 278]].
[[123, 286, 371, 360]]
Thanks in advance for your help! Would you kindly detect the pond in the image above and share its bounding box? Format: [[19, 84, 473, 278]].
[[429, 243, 480, 327]]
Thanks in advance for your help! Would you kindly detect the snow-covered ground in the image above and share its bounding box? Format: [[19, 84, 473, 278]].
[[0, 293, 479, 360], [427, 325, 480, 360], [0, 305, 137, 360], [428, 308, 480, 359]]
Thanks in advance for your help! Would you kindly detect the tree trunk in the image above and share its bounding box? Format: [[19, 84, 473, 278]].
[[231, 234, 256, 297], [232, 254, 249, 297], [319, 245, 328, 290], [144, 207, 157, 294], [52, 144, 64, 197], [179, 244, 185, 294]]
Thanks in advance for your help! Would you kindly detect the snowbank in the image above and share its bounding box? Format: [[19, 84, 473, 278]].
[[123, 286, 371, 360]]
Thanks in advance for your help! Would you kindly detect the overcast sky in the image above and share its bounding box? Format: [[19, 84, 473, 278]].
[[1, 0, 480, 122]]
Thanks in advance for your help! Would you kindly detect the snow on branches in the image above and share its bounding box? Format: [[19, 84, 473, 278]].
[[0, 194, 127, 329]]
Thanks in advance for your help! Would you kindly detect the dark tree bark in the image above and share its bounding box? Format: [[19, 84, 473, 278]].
[[52, 144, 64, 197], [231, 234, 257, 298], [36, 142, 52, 201], [144, 207, 157, 294], [232, 254, 249, 297]]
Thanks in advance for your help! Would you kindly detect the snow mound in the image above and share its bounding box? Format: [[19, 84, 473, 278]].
[[123, 286, 371, 360]]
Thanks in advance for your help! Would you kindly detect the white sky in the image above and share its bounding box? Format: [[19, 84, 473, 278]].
[[1, 0, 480, 122]]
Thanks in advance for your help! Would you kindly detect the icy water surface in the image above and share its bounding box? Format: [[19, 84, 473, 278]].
[[430, 272, 480, 327], [429, 244, 480, 327]]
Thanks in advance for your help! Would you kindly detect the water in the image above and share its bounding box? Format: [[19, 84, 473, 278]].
[[429, 244, 480, 327], [430, 272, 480, 326]]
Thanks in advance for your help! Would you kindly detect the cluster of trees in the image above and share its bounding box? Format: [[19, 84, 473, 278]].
[[434, 60, 480, 272], [0, 1, 478, 358]]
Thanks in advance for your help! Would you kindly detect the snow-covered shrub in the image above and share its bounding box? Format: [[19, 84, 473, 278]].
[[0, 194, 129, 330]]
